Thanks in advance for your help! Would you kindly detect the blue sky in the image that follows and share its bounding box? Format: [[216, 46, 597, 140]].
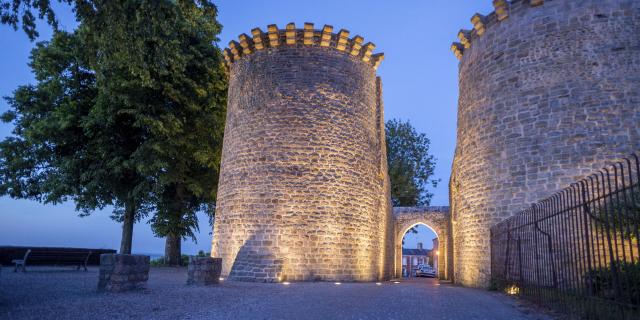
[[0, 1, 494, 254]]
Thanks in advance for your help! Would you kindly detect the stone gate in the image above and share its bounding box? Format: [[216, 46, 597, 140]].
[[393, 207, 452, 280]]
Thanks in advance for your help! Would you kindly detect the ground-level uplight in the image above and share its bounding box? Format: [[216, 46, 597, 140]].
[[334, 282, 341, 285], [282, 282, 291, 285], [219, 277, 224, 281], [393, 281, 400, 284], [506, 285, 520, 295], [375, 282, 382, 286]]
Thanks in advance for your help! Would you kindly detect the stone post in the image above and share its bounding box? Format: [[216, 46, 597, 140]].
[[98, 254, 149, 292], [187, 257, 222, 285]]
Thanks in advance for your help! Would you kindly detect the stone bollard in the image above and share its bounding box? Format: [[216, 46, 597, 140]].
[[98, 254, 150, 292], [187, 257, 222, 285]]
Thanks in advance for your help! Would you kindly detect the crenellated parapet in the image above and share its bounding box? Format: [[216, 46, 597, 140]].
[[223, 22, 384, 71], [451, 0, 546, 60]]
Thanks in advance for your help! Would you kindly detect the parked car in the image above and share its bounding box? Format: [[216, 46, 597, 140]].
[[415, 266, 436, 278]]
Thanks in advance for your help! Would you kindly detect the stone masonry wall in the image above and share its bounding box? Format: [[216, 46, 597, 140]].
[[450, 0, 640, 287], [377, 77, 395, 280], [211, 24, 391, 282]]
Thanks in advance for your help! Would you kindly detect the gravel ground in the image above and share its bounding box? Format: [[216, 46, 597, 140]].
[[0, 266, 554, 320]]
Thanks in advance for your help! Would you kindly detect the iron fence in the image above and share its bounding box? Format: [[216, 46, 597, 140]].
[[490, 154, 640, 319]]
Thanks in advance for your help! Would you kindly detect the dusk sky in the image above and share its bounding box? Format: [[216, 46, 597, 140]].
[[0, 1, 494, 254]]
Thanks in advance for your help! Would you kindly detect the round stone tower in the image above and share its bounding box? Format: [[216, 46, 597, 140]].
[[212, 23, 393, 282], [450, 0, 640, 287]]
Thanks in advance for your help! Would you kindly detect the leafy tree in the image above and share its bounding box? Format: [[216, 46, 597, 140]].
[[0, 29, 154, 254], [386, 119, 439, 242], [1, 0, 227, 259], [99, 0, 227, 265], [386, 119, 439, 207]]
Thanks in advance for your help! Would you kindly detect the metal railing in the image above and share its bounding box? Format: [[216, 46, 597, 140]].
[[490, 154, 640, 319]]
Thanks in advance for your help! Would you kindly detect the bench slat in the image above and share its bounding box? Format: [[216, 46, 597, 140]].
[[29, 254, 89, 258]]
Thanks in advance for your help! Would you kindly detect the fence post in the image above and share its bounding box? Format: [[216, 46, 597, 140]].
[[504, 221, 511, 283], [533, 204, 542, 303], [517, 236, 523, 283], [580, 181, 594, 296]]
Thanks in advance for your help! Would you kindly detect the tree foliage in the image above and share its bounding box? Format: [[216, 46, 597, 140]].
[[386, 119, 439, 207], [0, 0, 227, 258], [0, 31, 104, 208], [0, 27, 157, 253], [80, 0, 226, 263], [0, 0, 69, 40]]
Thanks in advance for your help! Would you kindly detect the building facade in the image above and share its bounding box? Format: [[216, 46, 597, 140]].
[[402, 243, 431, 277]]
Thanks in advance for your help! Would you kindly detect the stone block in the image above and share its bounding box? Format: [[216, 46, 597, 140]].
[[98, 254, 149, 292], [187, 257, 222, 285], [471, 14, 486, 36]]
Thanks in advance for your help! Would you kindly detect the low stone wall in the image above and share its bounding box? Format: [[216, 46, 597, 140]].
[[187, 257, 222, 285], [98, 254, 149, 292]]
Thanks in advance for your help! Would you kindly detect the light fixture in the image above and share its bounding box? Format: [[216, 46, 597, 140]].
[[334, 282, 341, 285], [393, 281, 400, 284], [506, 285, 520, 295], [219, 277, 224, 281], [375, 282, 382, 286], [282, 282, 291, 285]]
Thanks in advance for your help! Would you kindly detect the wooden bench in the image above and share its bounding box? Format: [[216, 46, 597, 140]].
[[12, 249, 92, 272]]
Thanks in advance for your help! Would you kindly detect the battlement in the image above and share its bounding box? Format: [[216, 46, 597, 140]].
[[451, 0, 545, 59], [223, 22, 384, 71]]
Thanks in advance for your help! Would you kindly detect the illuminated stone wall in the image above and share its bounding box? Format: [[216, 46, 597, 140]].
[[450, 0, 640, 287], [211, 23, 392, 282]]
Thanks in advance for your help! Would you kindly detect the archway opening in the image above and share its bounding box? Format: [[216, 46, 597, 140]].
[[401, 223, 439, 279]]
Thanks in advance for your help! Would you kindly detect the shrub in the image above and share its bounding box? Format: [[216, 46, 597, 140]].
[[586, 260, 640, 305], [150, 251, 210, 267]]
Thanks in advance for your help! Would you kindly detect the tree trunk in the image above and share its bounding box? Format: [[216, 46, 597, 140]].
[[164, 184, 184, 266], [164, 232, 182, 266], [120, 200, 135, 254]]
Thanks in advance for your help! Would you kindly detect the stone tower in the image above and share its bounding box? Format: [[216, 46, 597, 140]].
[[450, 0, 640, 287], [212, 23, 393, 282]]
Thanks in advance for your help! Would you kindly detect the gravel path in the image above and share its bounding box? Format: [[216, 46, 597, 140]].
[[0, 267, 553, 320]]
